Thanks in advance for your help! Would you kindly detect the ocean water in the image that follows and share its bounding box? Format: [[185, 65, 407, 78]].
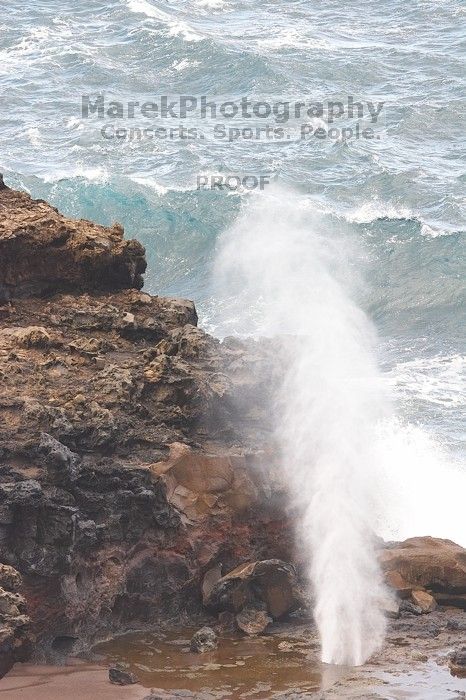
[[1, 0, 465, 541]]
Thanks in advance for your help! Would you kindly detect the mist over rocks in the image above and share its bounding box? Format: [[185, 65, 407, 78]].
[[0, 184, 465, 679]]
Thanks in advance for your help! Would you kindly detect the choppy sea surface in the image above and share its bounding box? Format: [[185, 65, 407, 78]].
[[1, 0, 465, 540]]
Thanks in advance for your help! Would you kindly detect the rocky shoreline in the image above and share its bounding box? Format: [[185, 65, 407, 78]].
[[0, 181, 465, 692]]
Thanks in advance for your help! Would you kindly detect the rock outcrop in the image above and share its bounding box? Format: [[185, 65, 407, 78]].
[[380, 537, 466, 609], [0, 187, 146, 298]]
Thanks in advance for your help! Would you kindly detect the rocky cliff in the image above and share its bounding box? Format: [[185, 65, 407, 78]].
[[1, 182, 465, 677], [0, 182, 290, 668]]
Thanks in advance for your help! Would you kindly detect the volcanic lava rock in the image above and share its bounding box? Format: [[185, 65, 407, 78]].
[[190, 626, 218, 653], [0, 186, 146, 298]]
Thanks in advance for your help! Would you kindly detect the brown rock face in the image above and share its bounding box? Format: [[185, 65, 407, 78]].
[[0, 186, 146, 298]]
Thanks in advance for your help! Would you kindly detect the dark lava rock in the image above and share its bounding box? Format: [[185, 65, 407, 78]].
[[0, 563, 33, 678], [108, 664, 139, 685], [190, 626, 218, 653], [399, 600, 422, 616]]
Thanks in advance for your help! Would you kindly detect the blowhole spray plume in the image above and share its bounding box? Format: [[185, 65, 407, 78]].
[[214, 186, 388, 665]]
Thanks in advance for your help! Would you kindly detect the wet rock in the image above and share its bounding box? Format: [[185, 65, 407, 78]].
[[204, 559, 298, 619], [108, 664, 139, 685], [236, 605, 272, 636], [190, 626, 218, 653], [217, 610, 236, 631], [411, 589, 437, 613]]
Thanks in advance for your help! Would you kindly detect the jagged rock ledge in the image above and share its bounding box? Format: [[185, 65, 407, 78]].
[[0, 181, 465, 678]]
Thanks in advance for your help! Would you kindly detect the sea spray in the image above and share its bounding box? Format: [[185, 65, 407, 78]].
[[214, 186, 388, 665]]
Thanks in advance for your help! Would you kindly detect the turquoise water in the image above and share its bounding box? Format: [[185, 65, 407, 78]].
[[0, 0, 465, 533]]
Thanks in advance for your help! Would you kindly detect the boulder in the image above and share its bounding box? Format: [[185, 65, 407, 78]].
[[108, 664, 139, 685], [380, 537, 466, 604], [411, 590, 437, 613], [204, 559, 299, 619]]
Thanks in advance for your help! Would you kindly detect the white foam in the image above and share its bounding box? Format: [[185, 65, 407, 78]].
[[172, 58, 199, 71], [196, 0, 227, 8], [386, 353, 466, 408], [127, 0, 204, 42], [40, 166, 109, 184], [346, 200, 413, 224]]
